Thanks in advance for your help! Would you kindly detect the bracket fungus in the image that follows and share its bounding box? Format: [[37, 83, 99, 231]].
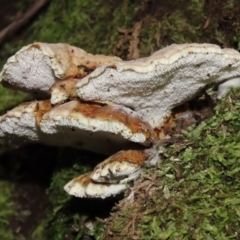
[[64, 149, 152, 198], [0, 42, 121, 94], [76, 43, 240, 127], [0, 99, 153, 155], [0, 42, 240, 198]]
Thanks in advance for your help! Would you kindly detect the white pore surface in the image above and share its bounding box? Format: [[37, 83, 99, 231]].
[[76, 44, 240, 128], [40, 117, 146, 154], [0, 113, 38, 141], [0, 102, 41, 141], [64, 178, 127, 198], [0, 46, 55, 93], [39, 101, 149, 154]]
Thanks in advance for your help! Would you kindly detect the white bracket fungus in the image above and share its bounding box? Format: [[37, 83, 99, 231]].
[[0, 99, 153, 155], [1, 42, 240, 198], [64, 172, 128, 199], [0, 42, 121, 94], [76, 43, 240, 128], [64, 149, 155, 198], [91, 149, 149, 183], [217, 77, 240, 99]]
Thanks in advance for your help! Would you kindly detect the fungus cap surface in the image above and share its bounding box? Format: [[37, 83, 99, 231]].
[[91, 149, 149, 183], [0, 99, 154, 155], [64, 172, 127, 198], [0, 42, 121, 93], [40, 100, 154, 154], [50, 78, 79, 104], [76, 43, 240, 127], [0, 100, 52, 141]]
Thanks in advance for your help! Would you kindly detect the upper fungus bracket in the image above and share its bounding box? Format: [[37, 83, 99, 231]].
[[75, 43, 240, 128], [0, 42, 122, 94]]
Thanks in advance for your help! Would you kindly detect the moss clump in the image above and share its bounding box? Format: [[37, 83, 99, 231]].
[[0, 182, 24, 240], [0, 86, 30, 114], [26, 0, 144, 55], [113, 1, 240, 58], [102, 89, 240, 239], [134, 1, 206, 57]]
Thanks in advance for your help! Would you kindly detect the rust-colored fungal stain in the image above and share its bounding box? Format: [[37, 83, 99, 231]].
[[99, 150, 149, 167], [34, 101, 52, 125], [72, 172, 93, 187], [71, 100, 154, 137]]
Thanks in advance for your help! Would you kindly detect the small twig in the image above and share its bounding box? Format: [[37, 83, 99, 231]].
[[0, 0, 50, 45]]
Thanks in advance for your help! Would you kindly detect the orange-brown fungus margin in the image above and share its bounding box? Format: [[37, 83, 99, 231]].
[[35, 100, 52, 125], [71, 172, 115, 187], [101, 149, 148, 167], [71, 101, 154, 139], [72, 172, 93, 187]]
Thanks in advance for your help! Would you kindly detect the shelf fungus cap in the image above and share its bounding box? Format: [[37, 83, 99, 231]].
[[76, 43, 240, 128], [0, 42, 121, 94], [0, 100, 52, 141], [0, 99, 154, 154], [91, 150, 149, 183], [64, 172, 127, 198], [39, 100, 154, 154]]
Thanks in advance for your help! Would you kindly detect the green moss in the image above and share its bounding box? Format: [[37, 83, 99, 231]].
[[138, 1, 205, 56], [0, 86, 29, 114], [102, 89, 240, 239], [28, 0, 142, 55], [0, 182, 24, 240]]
